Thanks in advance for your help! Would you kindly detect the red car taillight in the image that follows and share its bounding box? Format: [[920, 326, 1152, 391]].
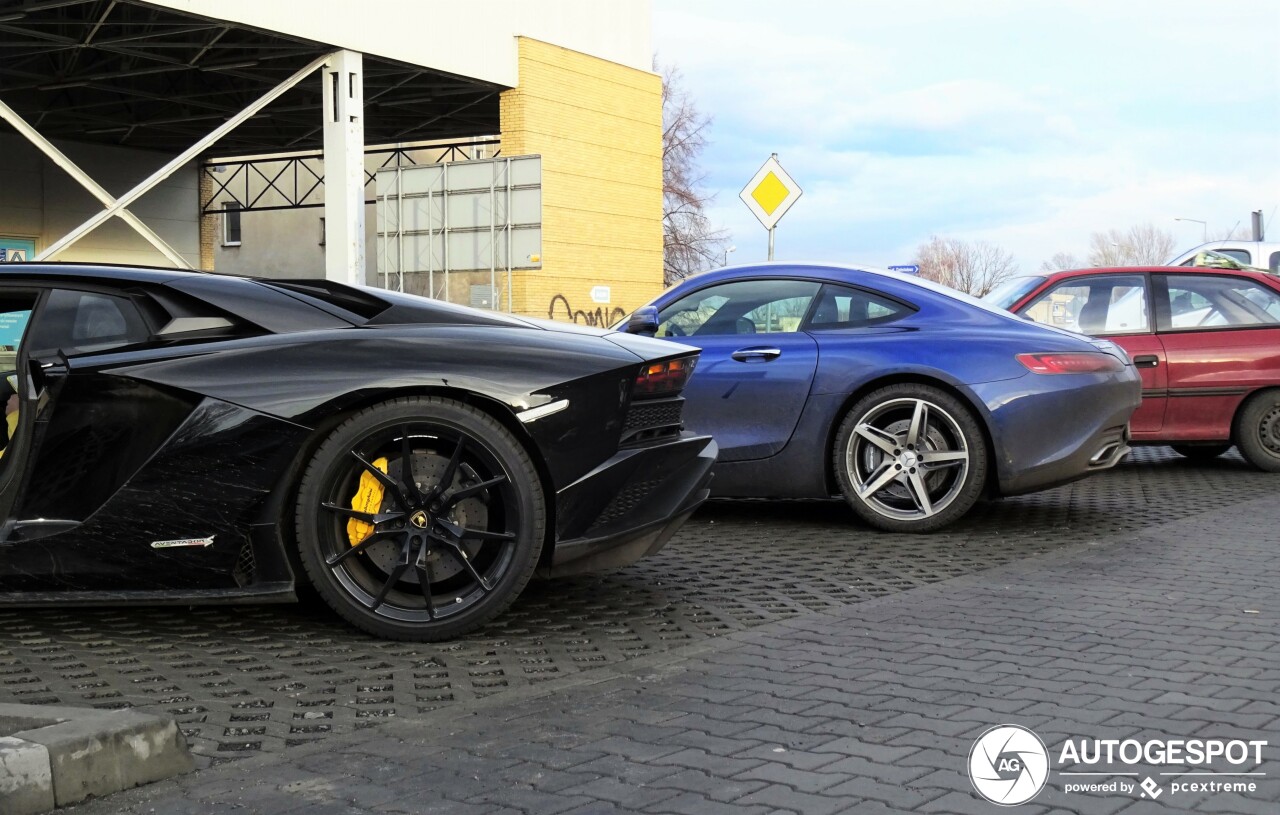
[[1016, 352, 1126, 375], [634, 354, 697, 397]]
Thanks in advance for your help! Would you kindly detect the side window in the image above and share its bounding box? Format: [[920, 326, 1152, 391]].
[[1159, 274, 1280, 331], [1018, 275, 1149, 335], [0, 295, 38, 455], [0, 300, 35, 372], [805, 284, 912, 330], [27, 290, 151, 357], [656, 279, 821, 337], [222, 202, 242, 246], [1269, 252, 1279, 273]]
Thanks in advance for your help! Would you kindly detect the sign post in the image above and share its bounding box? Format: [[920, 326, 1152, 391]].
[[739, 154, 802, 260]]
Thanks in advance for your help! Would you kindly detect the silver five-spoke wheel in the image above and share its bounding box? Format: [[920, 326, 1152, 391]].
[[834, 384, 987, 532]]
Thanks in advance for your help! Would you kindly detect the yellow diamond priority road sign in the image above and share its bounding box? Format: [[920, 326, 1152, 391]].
[[740, 154, 802, 230]]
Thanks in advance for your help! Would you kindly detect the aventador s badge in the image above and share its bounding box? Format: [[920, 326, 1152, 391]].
[[150, 535, 215, 549]]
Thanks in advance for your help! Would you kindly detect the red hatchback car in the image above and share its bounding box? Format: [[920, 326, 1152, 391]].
[[985, 266, 1280, 471]]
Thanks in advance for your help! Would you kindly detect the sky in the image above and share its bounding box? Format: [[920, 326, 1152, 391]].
[[651, 0, 1280, 272]]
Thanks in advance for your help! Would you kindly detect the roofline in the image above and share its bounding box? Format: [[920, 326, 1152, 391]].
[[0, 262, 245, 285], [1044, 265, 1277, 276]]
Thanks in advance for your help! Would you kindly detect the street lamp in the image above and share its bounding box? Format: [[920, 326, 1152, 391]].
[[1174, 217, 1207, 243], [724, 245, 737, 266]]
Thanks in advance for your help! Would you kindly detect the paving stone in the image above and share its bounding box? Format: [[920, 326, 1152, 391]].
[[732, 760, 845, 793], [374, 798, 519, 815], [5, 448, 1267, 764], [556, 775, 679, 809], [462, 785, 594, 815], [646, 768, 768, 803], [917, 790, 1051, 814], [818, 753, 936, 786], [640, 791, 777, 815], [819, 776, 951, 810], [649, 748, 765, 777], [731, 743, 843, 771], [577, 736, 684, 763], [23, 452, 1280, 815], [734, 782, 850, 815]]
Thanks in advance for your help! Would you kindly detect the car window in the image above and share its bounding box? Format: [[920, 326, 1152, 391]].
[[1018, 274, 1149, 335], [656, 279, 821, 337], [0, 295, 38, 459], [0, 301, 34, 372], [1160, 274, 1280, 331], [1217, 249, 1252, 264], [982, 275, 1047, 310], [1269, 252, 1279, 273], [26, 290, 151, 357], [805, 284, 912, 330]]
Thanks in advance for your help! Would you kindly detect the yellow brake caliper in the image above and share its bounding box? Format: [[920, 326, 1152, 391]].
[[347, 456, 389, 546]]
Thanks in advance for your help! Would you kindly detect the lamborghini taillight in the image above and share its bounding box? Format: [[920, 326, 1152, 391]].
[[633, 354, 697, 397]]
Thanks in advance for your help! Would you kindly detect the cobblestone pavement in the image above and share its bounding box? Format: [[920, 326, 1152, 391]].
[[6, 447, 1280, 813], [0, 448, 1272, 769], [58, 446, 1280, 815]]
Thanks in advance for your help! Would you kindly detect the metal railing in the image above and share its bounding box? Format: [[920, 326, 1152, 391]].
[[199, 138, 501, 214]]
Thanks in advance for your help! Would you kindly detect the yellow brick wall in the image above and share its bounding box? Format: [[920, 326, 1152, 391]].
[[198, 169, 216, 271], [500, 37, 663, 324]]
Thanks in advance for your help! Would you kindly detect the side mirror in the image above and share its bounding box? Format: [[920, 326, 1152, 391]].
[[625, 306, 660, 336]]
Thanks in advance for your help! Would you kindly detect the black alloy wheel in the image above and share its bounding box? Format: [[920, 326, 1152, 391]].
[[295, 397, 544, 641], [1234, 390, 1280, 473], [833, 384, 988, 532]]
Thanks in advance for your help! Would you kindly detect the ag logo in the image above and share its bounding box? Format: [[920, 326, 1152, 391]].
[[968, 724, 1049, 806]]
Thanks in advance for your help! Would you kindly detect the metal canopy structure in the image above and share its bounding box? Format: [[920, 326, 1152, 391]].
[[0, 0, 503, 153]]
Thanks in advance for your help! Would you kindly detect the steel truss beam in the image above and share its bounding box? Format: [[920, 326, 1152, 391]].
[[33, 50, 338, 262], [0, 1, 503, 152], [0, 96, 191, 267], [199, 139, 501, 214]]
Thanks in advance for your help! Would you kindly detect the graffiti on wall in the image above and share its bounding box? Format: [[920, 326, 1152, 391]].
[[547, 294, 626, 327]]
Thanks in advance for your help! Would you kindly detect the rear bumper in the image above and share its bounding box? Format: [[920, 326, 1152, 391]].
[[977, 369, 1140, 496], [545, 433, 717, 577], [1002, 423, 1131, 496]]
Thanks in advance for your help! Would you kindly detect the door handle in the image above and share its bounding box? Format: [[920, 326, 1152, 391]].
[[1132, 355, 1159, 368], [731, 347, 782, 362]]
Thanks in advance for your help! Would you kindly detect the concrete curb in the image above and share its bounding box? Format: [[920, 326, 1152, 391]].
[[0, 704, 193, 815]]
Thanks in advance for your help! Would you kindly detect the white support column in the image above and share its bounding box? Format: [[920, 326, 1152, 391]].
[[322, 50, 365, 285]]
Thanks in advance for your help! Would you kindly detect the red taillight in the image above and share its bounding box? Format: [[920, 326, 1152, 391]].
[[634, 355, 697, 396], [1016, 352, 1125, 374]]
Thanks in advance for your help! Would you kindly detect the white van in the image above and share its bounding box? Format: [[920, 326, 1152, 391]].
[[1168, 241, 1280, 272]]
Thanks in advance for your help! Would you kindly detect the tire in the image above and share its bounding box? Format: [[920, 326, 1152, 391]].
[[1233, 390, 1280, 473], [294, 397, 545, 641], [1170, 444, 1231, 461], [833, 384, 988, 533]]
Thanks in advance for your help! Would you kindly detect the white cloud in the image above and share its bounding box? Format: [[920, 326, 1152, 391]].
[[654, 0, 1280, 271]]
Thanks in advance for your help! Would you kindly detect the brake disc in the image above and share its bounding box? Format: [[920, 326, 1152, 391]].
[[362, 445, 488, 583]]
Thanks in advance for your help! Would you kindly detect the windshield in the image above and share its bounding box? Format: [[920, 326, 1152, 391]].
[[983, 275, 1047, 310]]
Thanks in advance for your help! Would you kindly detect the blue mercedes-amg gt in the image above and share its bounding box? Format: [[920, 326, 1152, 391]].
[[620, 263, 1141, 532]]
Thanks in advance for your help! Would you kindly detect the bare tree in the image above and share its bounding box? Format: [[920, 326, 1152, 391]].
[[913, 235, 1018, 297], [1087, 223, 1176, 267], [659, 59, 729, 285], [1040, 251, 1081, 272]]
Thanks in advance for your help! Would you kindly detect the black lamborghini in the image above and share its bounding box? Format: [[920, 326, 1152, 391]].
[[0, 265, 716, 641]]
